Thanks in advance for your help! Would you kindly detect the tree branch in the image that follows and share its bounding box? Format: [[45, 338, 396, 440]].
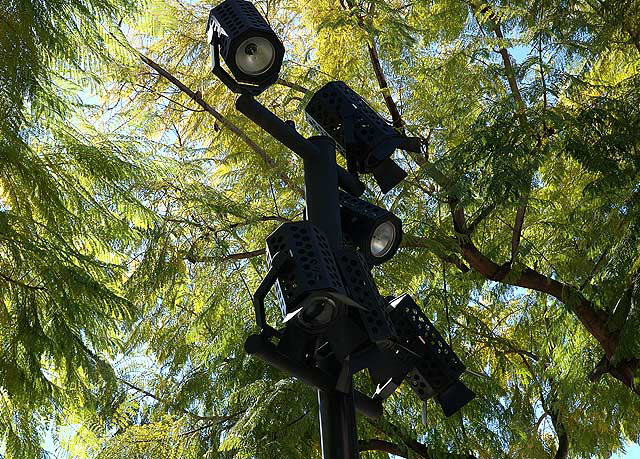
[[186, 248, 266, 264], [533, 412, 548, 433], [580, 249, 609, 290], [588, 354, 610, 382], [367, 417, 478, 458], [166, 215, 290, 234], [468, 1, 526, 117], [0, 271, 45, 291], [580, 190, 636, 289], [401, 235, 470, 273], [367, 40, 405, 129], [223, 248, 266, 261], [451, 314, 538, 361], [138, 54, 304, 197], [446, 184, 640, 394], [180, 411, 244, 436], [118, 377, 235, 422], [547, 388, 569, 459], [342, 0, 405, 130], [228, 215, 291, 229], [134, 83, 206, 113], [468, 1, 533, 266], [553, 427, 569, 459], [510, 194, 528, 263], [276, 78, 310, 95], [431, 1, 640, 396], [466, 202, 498, 234], [416, 146, 640, 394], [359, 439, 408, 457], [284, 410, 309, 428]]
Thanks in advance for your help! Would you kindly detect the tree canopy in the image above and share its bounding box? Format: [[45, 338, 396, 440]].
[[1, 0, 640, 458]]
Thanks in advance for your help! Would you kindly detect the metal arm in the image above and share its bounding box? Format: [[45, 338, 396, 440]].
[[252, 249, 292, 338], [235, 94, 366, 197], [244, 334, 382, 420]]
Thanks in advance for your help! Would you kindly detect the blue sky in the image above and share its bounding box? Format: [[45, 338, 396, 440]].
[[612, 443, 640, 458]]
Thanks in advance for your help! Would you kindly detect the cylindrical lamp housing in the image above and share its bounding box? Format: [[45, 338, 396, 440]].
[[266, 222, 349, 332], [388, 294, 474, 416], [339, 191, 402, 266], [334, 249, 414, 398], [207, 0, 284, 89], [305, 81, 400, 169], [305, 81, 419, 192], [335, 248, 396, 343]]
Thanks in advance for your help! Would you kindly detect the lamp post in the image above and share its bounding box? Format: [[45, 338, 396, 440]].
[[205, 2, 475, 458], [237, 94, 362, 459]]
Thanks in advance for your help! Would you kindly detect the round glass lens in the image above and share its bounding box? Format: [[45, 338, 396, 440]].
[[300, 297, 336, 326], [235, 37, 276, 76], [298, 296, 337, 331], [370, 221, 397, 258]]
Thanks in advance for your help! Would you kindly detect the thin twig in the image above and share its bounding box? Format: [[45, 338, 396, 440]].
[[185, 248, 266, 264], [0, 271, 45, 291], [118, 377, 229, 422]]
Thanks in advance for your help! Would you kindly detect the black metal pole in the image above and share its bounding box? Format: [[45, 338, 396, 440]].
[[304, 136, 341, 248], [236, 95, 361, 459], [306, 136, 359, 459], [318, 386, 360, 458]]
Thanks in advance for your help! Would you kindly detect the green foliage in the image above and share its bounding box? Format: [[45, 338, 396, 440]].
[[2, 0, 640, 457], [1, 0, 154, 457]]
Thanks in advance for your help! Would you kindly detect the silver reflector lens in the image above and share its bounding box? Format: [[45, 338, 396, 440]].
[[370, 221, 396, 258], [235, 37, 276, 76]]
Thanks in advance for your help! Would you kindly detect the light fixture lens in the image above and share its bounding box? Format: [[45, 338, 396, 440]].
[[235, 37, 276, 76], [370, 221, 396, 258], [298, 296, 337, 330]]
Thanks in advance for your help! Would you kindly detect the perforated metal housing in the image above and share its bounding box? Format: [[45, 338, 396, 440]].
[[388, 294, 466, 401], [305, 82, 405, 169], [265, 222, 346, 322], [335, 249, 395, 342], [339, 191, 402, 266], [207, 0, 284, 85]]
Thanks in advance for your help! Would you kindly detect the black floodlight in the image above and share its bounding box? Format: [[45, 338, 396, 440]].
[[206, 0, 285, 95], [334, 248, 417, 397], [253, 232, 404, 373], [339, 191, 402, 266], [265, 247, 398, 386], [388, 294, 475, 417], [256, 222, 355, 334], [317, 248, 396, 364], [305, 81, 421, 193]]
